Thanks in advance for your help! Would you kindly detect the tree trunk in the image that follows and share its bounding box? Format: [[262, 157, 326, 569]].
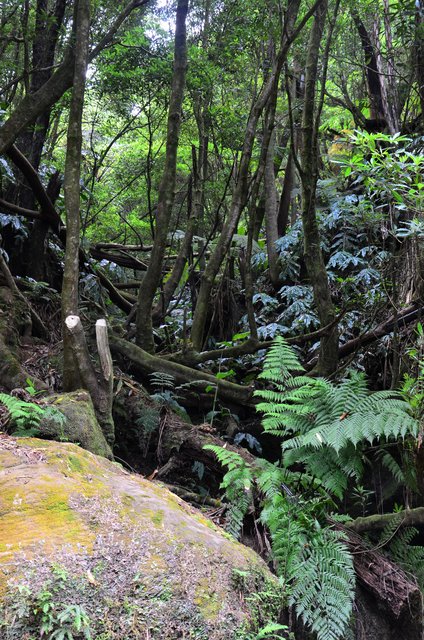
[[152, 148, 198, 324], [23, 0, 67, 279], [351, 9, 386, 124], [190, 0, 304, 351], [300, 0, 339, 376], [264, 124, 280, 290], [415, 0, 424, 124], [135, 0, 189, 353], [64, 316, 114, 444], [61, 0, 91, 390]]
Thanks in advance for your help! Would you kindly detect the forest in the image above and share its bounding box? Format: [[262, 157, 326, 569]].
[[0, 0, 424, 638]]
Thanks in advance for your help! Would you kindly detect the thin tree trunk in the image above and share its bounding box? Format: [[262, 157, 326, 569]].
[[300, 0, 339, 376], [61, 0, 91, 390], [23, 0, 67, 279], [135, 0, 189, 353], [351, 9, 385, 123], [264, 121, 280, 290], [190, 0, 305, 351], [415, 0, 424, 123], [372, 9, 399, 133], [152, 152, 197, 323]]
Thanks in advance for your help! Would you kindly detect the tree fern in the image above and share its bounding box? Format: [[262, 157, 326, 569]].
[[255, 340, 419, 500]]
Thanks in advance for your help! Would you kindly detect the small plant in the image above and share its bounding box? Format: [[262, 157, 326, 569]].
[[253, 623, 291, 639], [148, 372, 190, 421], [2, 583, 91, 640], [25, 377, 45, 397], [0, 392, 67, 438], [0, 392, 44, 435]]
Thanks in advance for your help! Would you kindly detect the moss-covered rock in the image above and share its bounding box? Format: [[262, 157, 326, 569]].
[[40, 391, 112, 459], [0, 437, 282, 639]]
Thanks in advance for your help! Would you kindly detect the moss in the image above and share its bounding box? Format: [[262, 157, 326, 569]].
[[66, 454, 84, 473], [194, 579, 221, 622], [139, 508, 165, 527], [0, 477, 94, 561], [40, 392, 112, 459]]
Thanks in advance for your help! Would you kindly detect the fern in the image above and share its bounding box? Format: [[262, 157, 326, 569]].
[[206, 338, 420, 640], [255, 340, 419, 500], [206, 446, 354, 640], [377, 521, 424, 591], [0, 394, 68, 438], [0, 393, 44, 434], [149, 371, 175, 392], [204, 445, 254, 538], [257, 336, 304, 385], [289, 527, 355, 640]]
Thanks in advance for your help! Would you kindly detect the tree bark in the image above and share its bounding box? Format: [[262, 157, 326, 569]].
[[64, 316, 115, 444], [415, 0, 424, 124], [110, 335, 254, 407], [300, 0, 339, 376], [348, 507, 424, 534], [61, 0, 91, 391], [135, 0, 189, 353], [152, 150, 198, 324], [264, 108, 281, 290], [351, 9, 386, 123]]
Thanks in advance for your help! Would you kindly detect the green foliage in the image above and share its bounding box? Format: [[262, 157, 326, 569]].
[[3, 583, 91, 640], [204, 445, 252, 538], [289, 527, 354, 640], [255, 337, 419, 499], [206, 336, 422, 640], [0, 393, 44, 435], [386, 525, 424, 591], [133, 405, 160, 457], [205, 444, 354, 640], [341, 131, 424, 216], [373, 516, 424, 591], [0, 393, 67, 438], [148, 372, 191, 422]]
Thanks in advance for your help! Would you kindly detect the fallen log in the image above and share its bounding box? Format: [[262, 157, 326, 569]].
[[342, 525, 423, 638], [348, 507, 424, 534], [170, 313, 345, 367], [306, 303, 424, 369], [110, 334, 254, 407]]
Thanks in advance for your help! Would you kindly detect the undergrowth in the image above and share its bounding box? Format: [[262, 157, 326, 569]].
[[205, 336, 421, 640]]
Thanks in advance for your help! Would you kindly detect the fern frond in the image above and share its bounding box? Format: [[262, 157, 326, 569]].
[[375, 449, 405, 484], [203, 445, 248, 472], [225, 488, 251, 539], [257, 336, 304, 383], [0, 393, 44, 433], [289, 528, 355, 640]]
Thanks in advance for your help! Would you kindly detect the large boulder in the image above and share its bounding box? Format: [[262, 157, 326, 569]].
[[0, 436, 282, 639]]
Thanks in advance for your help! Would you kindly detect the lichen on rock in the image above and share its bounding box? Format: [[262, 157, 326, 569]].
[[0, 436, 282, 639]]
